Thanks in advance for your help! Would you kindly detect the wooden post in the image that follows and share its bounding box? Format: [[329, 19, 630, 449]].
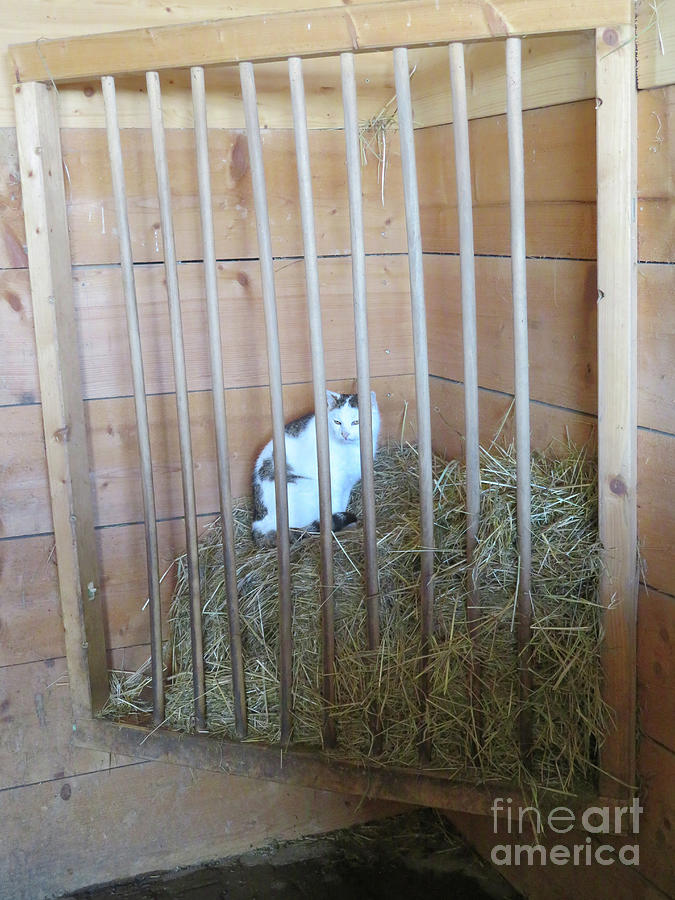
[[13, 81, 108, 718], [596, 24, 638, 798]]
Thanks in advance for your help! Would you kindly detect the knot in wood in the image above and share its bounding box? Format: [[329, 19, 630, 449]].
[[609, 475, 627, 496]]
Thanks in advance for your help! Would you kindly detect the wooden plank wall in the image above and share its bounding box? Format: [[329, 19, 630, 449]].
[[426, 71, 674, 900], [1, 4, 673, 898]]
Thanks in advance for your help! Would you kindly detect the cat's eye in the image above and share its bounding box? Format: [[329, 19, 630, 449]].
[[352, 420, 359, 425], [334, 419, 341, 425]]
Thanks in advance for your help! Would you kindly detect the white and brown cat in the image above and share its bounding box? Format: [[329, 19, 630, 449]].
[[251, 390, 380, 547]]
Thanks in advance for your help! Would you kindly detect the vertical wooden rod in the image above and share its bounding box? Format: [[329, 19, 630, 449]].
[[239, 61, 294, 745], [340, 52, 379, 650], [595, 24, 638, 799], [505, 37, 532, 762], [146, 70, 206, 731], [102, 75, 164, 725], [448, 43, 480, 611], [448, 42, 481, 734], [191, 66, 247, 739], [393, 47, 434, 646], [393, 46, 435, 759], [288, 55, 336, 747]]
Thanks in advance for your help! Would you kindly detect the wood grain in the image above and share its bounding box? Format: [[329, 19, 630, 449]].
[[637, 586, 675, 753], [637, 427, 675, 598], [14, 81, 108, 717], [638, 85, 675, 264], [0, 519, 216, 668], [9, 1, 632, 83], [637, 0, 675, 91], [0, 534, 63, 666], [418, 100, 597, 259], [0, 104, 602, 269], [59, 126, 404, 266], [636, 735, 675, 897], [595, 24, 638, 799], [429, 376, 598, 460], [412, 32, 596, 130], [0, 87, 667, 270], [0, 1, 386, 128], [0, 403, 51, 538], [2, 255, 415, 404], [637, 264, 675, 436], [425, 256, 599, 415], [0, 657, 111, 792], [5, 257, 672, 438], [1, 375, 417, 539], [0, 757, 402, 900]]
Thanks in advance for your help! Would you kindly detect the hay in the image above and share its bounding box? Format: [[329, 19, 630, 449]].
[[103, 439, 611, 799]]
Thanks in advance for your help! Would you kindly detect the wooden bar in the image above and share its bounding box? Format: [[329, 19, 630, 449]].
[[340, 52, 379, 651], [146, 70, 206, 732], [101, 75, 164, 725], [595, 24, 638, 799], [448, 44, 480, 606], [448, 42, 481, 731], [393, 46, 434, 755], [9, 1, 633, 84], [191, 66, 246, 739], [393, 47, 434, 635], [13, 80, 108, 719], [289, 55, 336, 748], [341, 50, 382, 754], [505, 37, 532, 762], [239, 61, 294, 746], [76, 717, 627, 815]]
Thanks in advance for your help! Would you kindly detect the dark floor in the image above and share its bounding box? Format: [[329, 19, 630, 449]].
[[64, 810, 520, 900]]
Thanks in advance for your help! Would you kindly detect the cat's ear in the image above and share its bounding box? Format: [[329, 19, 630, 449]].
[[370, 390, 378, 406], [326, 389, 340, 411]]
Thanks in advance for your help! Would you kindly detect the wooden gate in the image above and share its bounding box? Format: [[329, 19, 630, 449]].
[[9, 0, 637, 814]]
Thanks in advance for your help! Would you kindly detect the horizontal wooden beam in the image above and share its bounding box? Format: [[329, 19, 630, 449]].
[[9, 0, 633, 83], [76, 718, 625, 815]]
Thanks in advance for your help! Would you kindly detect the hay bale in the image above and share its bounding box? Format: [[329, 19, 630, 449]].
[[103, 441, 611, 797]]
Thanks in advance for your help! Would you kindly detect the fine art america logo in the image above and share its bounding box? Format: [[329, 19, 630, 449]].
[[490, 798, 642, 867]]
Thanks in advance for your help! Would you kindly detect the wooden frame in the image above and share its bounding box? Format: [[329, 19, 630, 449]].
[[11, 1, 637, 814], [10, 0, 632, 82]]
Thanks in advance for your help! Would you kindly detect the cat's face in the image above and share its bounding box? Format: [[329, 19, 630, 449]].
[[326, 390, 376, 443]]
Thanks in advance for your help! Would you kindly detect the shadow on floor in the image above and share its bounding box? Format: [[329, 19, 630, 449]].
[[64, 809, 521, 900]]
